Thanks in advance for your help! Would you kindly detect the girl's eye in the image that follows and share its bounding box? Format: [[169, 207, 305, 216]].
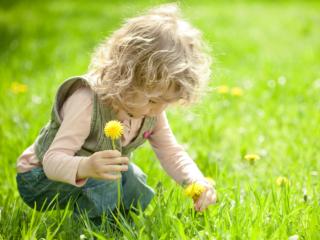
[[149, 100, 157, 104]]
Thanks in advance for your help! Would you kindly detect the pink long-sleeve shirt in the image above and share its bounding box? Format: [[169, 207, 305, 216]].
[[16, 87, 205, 187]]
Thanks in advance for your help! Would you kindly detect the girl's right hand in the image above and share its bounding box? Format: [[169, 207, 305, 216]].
[[77, 150, 129, 180]]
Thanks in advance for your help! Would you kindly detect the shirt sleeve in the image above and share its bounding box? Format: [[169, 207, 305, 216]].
[[148, 111, 205, 185], [42, 87, 93, 187]]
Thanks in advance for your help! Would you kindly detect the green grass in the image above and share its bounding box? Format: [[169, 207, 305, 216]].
[[1, 0, 320, 239]]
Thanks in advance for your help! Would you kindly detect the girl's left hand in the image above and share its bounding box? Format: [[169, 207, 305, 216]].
[[194, 181, 217, 212]]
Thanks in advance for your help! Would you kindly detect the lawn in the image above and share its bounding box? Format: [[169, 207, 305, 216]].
[[0, 0, 320, 239]]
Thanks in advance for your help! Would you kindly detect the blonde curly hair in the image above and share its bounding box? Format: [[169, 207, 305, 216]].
[[87, 3, 212, 109]]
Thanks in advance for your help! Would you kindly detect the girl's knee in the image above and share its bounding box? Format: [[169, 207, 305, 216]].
[[16, 168, 81, 211]]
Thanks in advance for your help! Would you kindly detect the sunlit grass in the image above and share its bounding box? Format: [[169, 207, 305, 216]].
[[1, 0, 320, 239]]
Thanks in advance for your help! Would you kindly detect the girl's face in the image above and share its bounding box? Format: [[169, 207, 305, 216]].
[[117, 88, 177, 119], [120, 96, 169, 119]]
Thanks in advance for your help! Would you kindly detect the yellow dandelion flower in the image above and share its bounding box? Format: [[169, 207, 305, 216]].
[[230, 87, 244, 97], [216, 85, 229, 94], [276, 176, 290, 187], [184, 182, 206, 202], [104, 120, 124, 140], [104, 120, 124, 150], [244, 153, 260, 165], [10, 82, 28, 94]]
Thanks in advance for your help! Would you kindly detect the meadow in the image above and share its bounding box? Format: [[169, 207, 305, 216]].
[[0, 0, 320, 239]]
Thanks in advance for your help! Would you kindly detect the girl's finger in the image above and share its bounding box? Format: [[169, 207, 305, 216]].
[[195, 189, 208, 211], [199, 190, 212, 211], [102, 164, 128, 173], [100, 173, 122, 181], [101, 157, 129, 165], [198, 188, 217, 211], [210, 190, 217, 204]]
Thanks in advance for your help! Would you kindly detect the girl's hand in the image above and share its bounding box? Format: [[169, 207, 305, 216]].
[[194, 180, 217, 212], [77, 150, 129, 180]]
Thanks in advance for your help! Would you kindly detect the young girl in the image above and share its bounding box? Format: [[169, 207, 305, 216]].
[[16, 4, 216, 222]]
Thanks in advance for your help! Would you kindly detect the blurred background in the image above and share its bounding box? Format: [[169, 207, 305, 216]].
[[0, 0, 319, 239]]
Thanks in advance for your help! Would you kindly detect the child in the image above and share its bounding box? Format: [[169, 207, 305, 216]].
[[16, 3, 216, 222]]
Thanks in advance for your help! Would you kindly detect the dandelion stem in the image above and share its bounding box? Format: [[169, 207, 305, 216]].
[[112, 140, 116, 150], [112, 139, 121, 217]]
